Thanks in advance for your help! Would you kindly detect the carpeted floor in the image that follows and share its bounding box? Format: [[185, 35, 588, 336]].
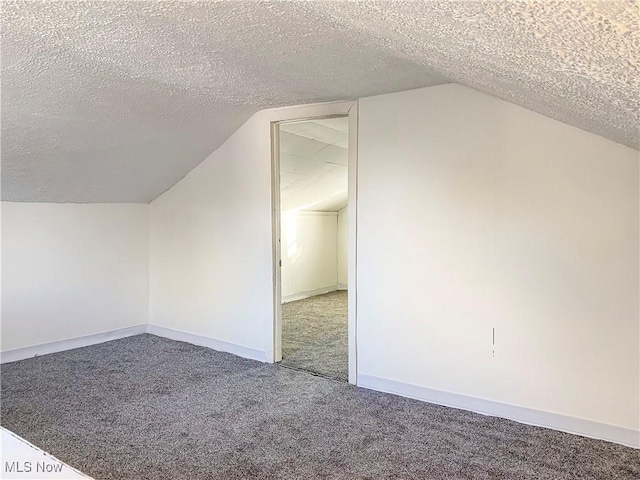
[[1, 335, 639, 479], [280, 290, 347, 381]]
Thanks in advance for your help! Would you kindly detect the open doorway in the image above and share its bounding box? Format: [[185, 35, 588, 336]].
[[274, 116, 349, 381]]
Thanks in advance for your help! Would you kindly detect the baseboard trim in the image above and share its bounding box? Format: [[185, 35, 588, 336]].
[[0, 324, 147, 364], [282, 285, 340, 303], [357, 373, 639, 449], [336, 283, 348, 291], [146, 324, 266, 363]]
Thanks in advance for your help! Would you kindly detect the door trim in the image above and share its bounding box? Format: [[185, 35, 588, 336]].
[[270, 103, 358, 384]]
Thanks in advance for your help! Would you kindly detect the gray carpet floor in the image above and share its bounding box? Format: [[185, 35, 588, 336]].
[[280, 290, 348, 381], [1, 334, 639, 480]]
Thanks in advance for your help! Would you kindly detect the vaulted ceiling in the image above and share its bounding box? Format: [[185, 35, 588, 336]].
[[2, 1, 638, 203], [280, 118, 349, 213]]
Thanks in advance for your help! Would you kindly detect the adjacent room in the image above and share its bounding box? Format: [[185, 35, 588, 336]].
[[278, 117, 349, 381], [1, 2, 639, 479]]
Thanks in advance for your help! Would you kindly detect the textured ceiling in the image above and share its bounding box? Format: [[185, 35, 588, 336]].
[[2, 1, 638, 203], [280, 118, 348, 212]]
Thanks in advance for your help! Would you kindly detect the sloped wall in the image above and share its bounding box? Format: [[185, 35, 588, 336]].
[[356, 84, 639, 441], [148, 101, 354, 361], [148, 113, 272, 360], [147, 83, 638, 444]]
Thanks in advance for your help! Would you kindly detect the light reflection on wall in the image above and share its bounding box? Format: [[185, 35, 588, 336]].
[[283, 210, 300, 260]]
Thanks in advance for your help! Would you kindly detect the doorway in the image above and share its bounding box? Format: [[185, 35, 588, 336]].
[[272, 114, 354, 382]]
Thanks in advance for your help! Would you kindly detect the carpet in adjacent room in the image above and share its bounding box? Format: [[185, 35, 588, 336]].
[[280, 290, 347, 381]]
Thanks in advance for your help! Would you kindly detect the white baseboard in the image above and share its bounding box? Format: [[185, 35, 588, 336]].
[[146, 324, 266, 363], [0, 324, 147, 364], [282, 285, 345, 303], [337, 283, 348, 291], [357, 373, 639, 449]]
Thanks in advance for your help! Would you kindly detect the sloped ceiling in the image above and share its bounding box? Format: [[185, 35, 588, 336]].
[[280, 118, 349, 212], [2, 1, 638, 203]]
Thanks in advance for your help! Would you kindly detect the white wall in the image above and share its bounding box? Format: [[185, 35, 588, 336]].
[[149, 101, 353, 363], [281, 211, 338, 300], [337, 208, 348, 287], [147, 85, 637, 443], [149, 113, 272, 360], [1, 202, 149, 352], [357, 84, 639, 438]]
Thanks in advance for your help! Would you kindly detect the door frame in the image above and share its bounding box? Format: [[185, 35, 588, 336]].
[[270, 102, 358, 384]]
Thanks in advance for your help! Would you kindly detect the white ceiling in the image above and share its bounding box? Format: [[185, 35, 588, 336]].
[[2, 1, 638, 203], [280, 118, 348, 213]]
